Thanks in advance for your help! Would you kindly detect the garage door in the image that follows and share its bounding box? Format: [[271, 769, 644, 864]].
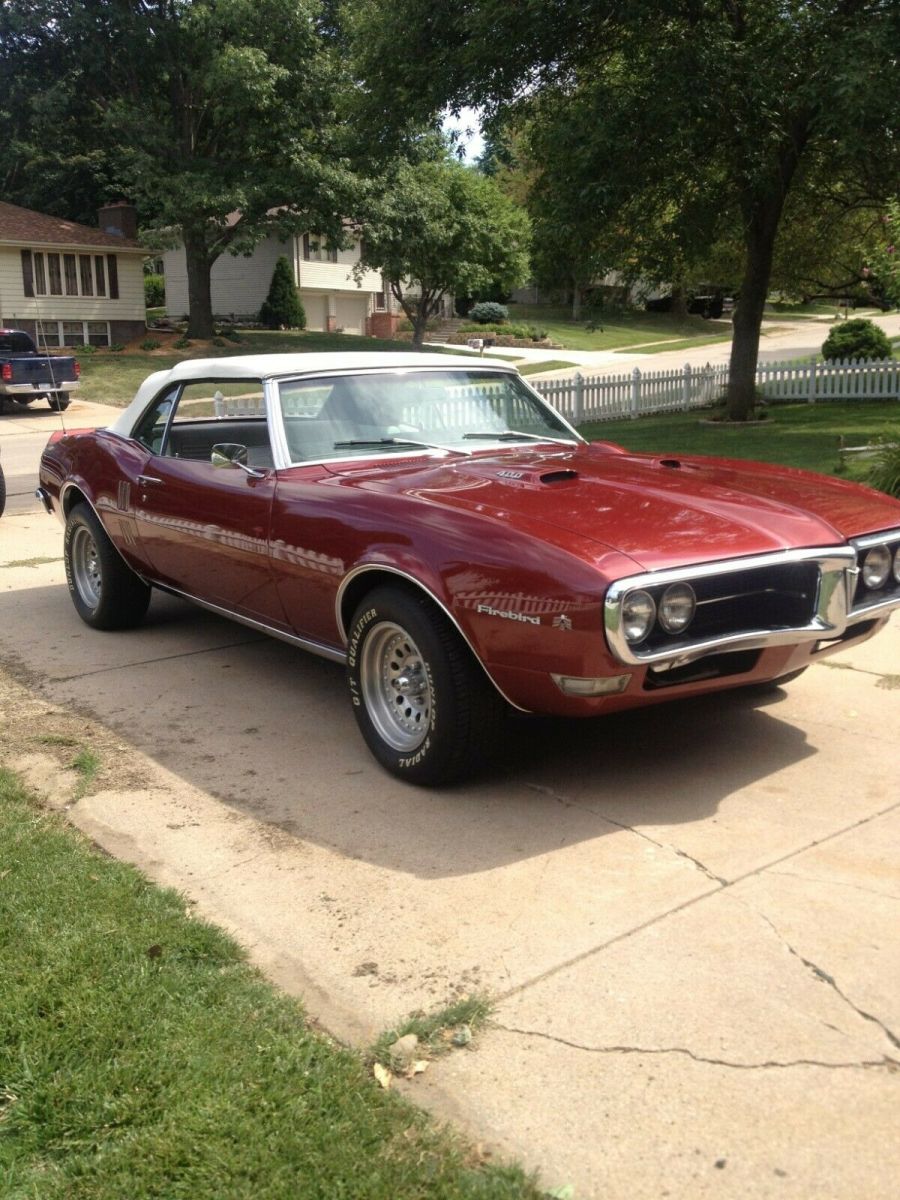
[[334, 295, 369, 335]]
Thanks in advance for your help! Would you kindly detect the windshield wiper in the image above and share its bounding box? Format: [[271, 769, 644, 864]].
[[462, 430, 578, 445], [332, 437, 469, 456]]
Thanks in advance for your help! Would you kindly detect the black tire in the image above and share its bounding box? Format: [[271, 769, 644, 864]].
[[347, 586, 505, 785], [48, 392, 70, 412], [0, 465, 6, 518], [64, 502, 151, 629]]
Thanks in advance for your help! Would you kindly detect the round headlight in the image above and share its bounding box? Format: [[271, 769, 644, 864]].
[[893, 545, 900, 584], [622, 589, 656, 644], [862, 545, 891, 589], [658, 582, 696, 634]]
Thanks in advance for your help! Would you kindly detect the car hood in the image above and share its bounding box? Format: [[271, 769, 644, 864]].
[[332, 444, 900, 572]]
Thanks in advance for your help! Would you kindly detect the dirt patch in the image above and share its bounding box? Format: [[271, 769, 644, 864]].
[[0, 665, 151, 802]]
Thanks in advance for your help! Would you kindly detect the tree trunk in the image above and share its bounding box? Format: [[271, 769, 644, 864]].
[[184, 228, 216, 339], [726, 209, 781, 420], [571, 275, 581, 321], [670, 283, 689, 322]]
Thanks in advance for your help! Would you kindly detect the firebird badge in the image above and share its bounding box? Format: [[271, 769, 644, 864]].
[[552, 614, 574, 631], [477, 604, 541, 625]]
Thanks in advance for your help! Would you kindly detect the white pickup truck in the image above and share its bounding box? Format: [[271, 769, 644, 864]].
[[0, 329, 80, 413]]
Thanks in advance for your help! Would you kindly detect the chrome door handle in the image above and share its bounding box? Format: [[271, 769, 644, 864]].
[[137, 474, 163, 485]]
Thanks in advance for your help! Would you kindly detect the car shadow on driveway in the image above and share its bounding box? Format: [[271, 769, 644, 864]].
[[2, 586, 817, 881]]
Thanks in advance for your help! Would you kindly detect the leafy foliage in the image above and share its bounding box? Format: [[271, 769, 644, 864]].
[[867, 440, 900, 498], [144, 274, 165, 308], [1, 0, 356, 338], [356, 150, 530, 347], [349, 0, 900, 418], [259, 257, 306, 329], [821, 319, 893, 362], [468, 301, 509, 324]]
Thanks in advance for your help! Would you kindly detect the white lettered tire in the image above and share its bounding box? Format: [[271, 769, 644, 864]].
[[347, 586, 504, 785]]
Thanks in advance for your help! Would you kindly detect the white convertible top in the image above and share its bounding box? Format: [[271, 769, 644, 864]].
[[108, 351, 515, 435]]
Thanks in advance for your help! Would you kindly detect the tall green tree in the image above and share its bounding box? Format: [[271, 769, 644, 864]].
[[1, 0, 355, 337], [356, 153, 530, 348], [349, 0, 900, 419]]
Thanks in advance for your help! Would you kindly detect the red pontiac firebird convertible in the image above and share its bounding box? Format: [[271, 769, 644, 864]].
[[37, 352, 900, 783]]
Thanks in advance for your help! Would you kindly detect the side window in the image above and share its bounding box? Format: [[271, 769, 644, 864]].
[[134, 378, 271, 466], [133, 386, 178, 453]]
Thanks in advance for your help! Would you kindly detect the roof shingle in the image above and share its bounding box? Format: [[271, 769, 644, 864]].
[[0, 200, 144, 250]]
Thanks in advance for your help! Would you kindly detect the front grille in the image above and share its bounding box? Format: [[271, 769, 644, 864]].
[[640, 562, 820, 654]]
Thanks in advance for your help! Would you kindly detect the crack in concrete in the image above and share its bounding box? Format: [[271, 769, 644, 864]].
[[504, 787, 900, 1008], [50, 639, 266, 682], [765, 868, 900, 902], [743, 904, 900, 1053], [494, 1023, 899, 1071], [526, 782, 726, 884]]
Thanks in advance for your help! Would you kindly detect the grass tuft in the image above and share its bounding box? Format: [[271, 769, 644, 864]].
[[373, 995, 494, 1067]]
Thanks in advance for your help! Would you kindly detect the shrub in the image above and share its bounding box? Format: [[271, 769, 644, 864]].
[[140, 338, 162, 351], [75, 343, 97, 354], [468, 301, 509, 324], [867, 439, 900, 498], [822, 318, 892, 362], [212, 336, 226, 346], [109, 343, 125, 353], [223, 329, 241, 342], [173, 337, 191, 349], [259, 256, 306, 329], [144, 273, 165, 308]]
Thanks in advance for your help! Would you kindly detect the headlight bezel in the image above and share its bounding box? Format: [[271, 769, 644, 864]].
[[861, 544, 891, 590], [621, 588, 657, 644]]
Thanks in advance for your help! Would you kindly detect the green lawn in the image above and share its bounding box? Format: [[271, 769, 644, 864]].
[[0, 770, 539, 1200], [77, 330, 467, 407], [506, 303, 734, 351], [578, 399, 900, 480]]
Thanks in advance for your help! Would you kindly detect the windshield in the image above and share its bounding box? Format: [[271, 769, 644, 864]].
[[276, 369, 581, 463]]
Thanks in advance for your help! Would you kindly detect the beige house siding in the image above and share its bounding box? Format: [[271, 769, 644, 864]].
[[163, 236, 286, 319], [164, 234, 384, 330], [0, 244, 146, 333]]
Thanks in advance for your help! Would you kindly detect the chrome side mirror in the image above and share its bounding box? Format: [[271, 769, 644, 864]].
[[211, 443, 266, 478]]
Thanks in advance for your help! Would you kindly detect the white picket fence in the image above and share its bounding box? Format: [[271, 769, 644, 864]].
[[533, 357, 900, 424]]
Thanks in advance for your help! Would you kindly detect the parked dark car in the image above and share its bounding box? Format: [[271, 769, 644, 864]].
[[0, 329, 80, 413], [645, 293, 725, 319]]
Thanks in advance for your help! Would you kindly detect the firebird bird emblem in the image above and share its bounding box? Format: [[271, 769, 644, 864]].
[[552, 614, 573, 631]]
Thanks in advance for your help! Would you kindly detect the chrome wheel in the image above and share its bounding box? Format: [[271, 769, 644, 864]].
[[360, 621, 432, 752], [70, 524, 102, 611]]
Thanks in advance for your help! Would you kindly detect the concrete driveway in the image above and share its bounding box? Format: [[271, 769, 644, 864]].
[[1, 399, 898, 1198]]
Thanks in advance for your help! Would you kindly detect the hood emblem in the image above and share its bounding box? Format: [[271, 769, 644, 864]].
[[497, 469, 525, 479], [552, 614, 573, 632]]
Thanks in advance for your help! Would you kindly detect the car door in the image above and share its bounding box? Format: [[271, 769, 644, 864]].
[[130, 377, 289, 629]]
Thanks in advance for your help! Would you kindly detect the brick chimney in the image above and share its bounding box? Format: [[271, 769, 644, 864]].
[[97, 202, 138, 240]]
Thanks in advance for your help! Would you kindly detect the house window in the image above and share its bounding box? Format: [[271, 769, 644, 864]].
[[107, 254, 119, 299], [48, 254, 62, 295], [95, 256, 106, 296], [302, 233, 337, 263], [79, 255, 94, 295], [34, 253, 47, 294], [64, 254, 78, 295], [87, 321, 110, 347], [62, 321, 84, 347]]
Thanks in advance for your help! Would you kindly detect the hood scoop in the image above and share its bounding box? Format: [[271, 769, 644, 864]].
[[539, 468, 579, 484]]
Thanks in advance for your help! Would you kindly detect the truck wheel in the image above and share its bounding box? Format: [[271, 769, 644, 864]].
[[347, 586, 505, 785], [48, 393, 70, 412], [64, 503, 151, 629], [0, 466, 6, 518]]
